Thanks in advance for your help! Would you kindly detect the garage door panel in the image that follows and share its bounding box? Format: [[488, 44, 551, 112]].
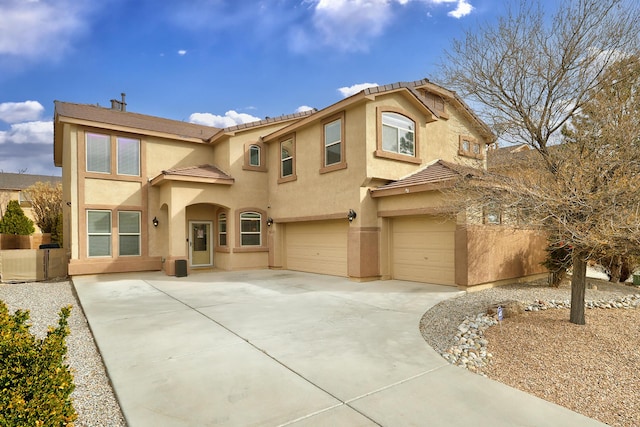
[[285, 220, 348, 277], [392, 216, 455, 285]]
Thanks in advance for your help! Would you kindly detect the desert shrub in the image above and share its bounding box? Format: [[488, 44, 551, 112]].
[[0, 200, 35, 235], [51, 212, 63, 246], [0, 302, 77, 426]]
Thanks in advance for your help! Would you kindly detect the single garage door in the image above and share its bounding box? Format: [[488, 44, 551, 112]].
[[392, 216, 455, 285], [285, 220, 348, 277]]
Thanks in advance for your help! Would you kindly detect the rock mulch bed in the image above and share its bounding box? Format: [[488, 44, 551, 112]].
[[442, 294, 640, 374], [421, 280, 640, 427]]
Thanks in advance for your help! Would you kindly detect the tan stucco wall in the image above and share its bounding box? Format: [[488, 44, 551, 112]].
[[85, 179, 141, 206], [145, 138, 216, 179], [364, 92, 486, 182], [456, 225, 548, 287]]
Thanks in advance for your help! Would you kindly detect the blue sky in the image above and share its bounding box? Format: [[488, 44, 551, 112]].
[[0, 0, 498, 176]]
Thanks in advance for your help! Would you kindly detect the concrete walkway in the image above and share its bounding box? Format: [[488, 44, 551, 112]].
[[73, 270, 605, 427]]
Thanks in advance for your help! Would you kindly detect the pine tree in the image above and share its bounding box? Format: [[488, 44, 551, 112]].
[[0, 200, 35, 235]]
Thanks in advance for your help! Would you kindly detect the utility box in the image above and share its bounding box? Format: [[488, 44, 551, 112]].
[[175, 259, 188, 277]]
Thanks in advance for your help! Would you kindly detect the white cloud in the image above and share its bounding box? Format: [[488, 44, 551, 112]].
[[0, 0, 96, 61], [301, 0, 398, 52], [178, 50, 187, 56], [0, 121, 53, 145], [296, 105, 315, 113], [432, 0, 474, 18], [0, 101, 45, 124], [188, 110, 261, 128], [338, 82, 379, 98], [293, 0, 475, 52]]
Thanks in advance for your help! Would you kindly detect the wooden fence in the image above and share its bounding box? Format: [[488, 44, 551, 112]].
[[0, 248, 67, 283]]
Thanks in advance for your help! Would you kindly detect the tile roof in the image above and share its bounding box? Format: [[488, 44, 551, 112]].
[[0, 173, 61, 191], [55, 101, 219, 141], [370, 160, 484, 196], [218, 110, 316, 134], [162, 164, 233, 180]]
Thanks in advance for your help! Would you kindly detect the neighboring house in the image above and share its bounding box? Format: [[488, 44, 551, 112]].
[[0, 173, 62, 233], [53, 79, 547, 288]]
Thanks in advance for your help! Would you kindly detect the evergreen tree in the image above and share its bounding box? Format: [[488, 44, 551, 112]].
[[0, 200, 35, 235]]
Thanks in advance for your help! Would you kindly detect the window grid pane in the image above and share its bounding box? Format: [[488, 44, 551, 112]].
[[117, 137, 140, 176], [86, 133, 110, 173], [218, 213, 227, 246], [281, 139, 293, 177], [240, 212, 261, 246], [118, 211, 140, 256], [87, 210, 111, 257], [249, 145, 260, 166], [381, 113, 415, 156]]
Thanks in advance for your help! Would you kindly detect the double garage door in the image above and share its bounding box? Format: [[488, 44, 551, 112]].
[[284, 220, 348, 277], [391, 216, 456, 286], [283, 216, 455, 285]]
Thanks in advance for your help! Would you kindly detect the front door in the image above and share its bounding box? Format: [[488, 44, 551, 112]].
[[189, 221, 213, 267]]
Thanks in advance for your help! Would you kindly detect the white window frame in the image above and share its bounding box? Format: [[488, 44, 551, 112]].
[[118, 211, 141, 256], [240, 212, 261, 246], [218, 212, 227, 246], [281, 138, 294, 178], [381, 112, 415, 156], [249, 145, 261, 167], [117, 137, 140, 176], [86, 133, 111, 174], [87, 210, 112, 257], [324, 118, 342, 166]]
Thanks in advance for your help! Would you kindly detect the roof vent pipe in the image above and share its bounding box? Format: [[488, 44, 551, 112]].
[[121, 93, 126, 112]]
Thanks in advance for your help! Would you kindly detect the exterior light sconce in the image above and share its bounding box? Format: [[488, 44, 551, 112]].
[[152, 217, 159, 227], [266, 217, 274, 227], [347, 209, 357, 222]]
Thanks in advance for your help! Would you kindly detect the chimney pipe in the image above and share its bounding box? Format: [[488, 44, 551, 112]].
[[120, 93, 127, 112]]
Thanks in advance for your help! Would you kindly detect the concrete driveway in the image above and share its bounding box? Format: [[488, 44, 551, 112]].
[[73, 270, 605, 427]]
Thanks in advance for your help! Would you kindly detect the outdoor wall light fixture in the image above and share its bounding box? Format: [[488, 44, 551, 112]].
[[266, 217, 274, 226], [152, 217, 159, 227], [347, 209, 357, 222]]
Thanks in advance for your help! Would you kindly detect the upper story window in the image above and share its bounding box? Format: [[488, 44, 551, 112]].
[[249, 145, 261, 167], [240, 212, 261, 246], [218, 212, 227, 246], [382, 112, 415, 156], [86, 132, 140, 176], [459, 135, 484, 159], [86, 133, 111, 173], [243, 141, 266, 172], [117, 137, 140, 176], [324, 119, 341, 165], [279, 136, 296, 183], [320, 112, 347, 174]]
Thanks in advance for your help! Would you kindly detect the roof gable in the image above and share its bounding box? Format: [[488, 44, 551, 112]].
[[370, 160, 484, 197]]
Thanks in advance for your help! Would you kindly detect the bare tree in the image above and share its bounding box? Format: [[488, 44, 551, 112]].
[[441, 0, 640, 172], [452, 56, 640, 324], [25, 181, 62, 235]]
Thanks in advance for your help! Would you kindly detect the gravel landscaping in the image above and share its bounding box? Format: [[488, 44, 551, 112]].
[[0, 280, 126, 427], [420, 277, 640, 427]]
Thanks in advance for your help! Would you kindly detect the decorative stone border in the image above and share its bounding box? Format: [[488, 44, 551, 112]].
[[441, 294, 640, 375]]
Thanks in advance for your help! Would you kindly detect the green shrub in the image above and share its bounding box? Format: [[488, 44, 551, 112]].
[[0, 200, 35, 235], [0, 302, 77, 426]]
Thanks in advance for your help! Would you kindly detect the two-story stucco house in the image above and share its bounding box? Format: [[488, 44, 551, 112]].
[[53, 79, 547, 289]]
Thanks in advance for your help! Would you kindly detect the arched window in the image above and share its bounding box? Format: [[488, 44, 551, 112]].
[[381, 112, 415, 156], [240, 212, 261, 246], [249, 145, 260, 167]]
